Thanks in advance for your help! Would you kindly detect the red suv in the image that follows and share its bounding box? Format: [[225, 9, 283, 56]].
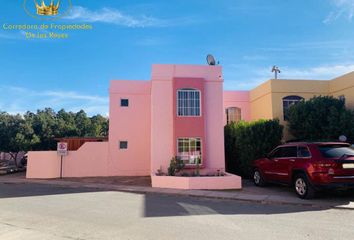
[[253, 142, 354, 199]]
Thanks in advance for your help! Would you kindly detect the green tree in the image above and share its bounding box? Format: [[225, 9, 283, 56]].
[[74, 110, 92, 137], [25, 108, 58, 150], [0, 112, 39, 166], [1, 108, 109, 153], [288, 96, 354, 142], [89, 114, 109, 137], [56, 109, 78, 137]]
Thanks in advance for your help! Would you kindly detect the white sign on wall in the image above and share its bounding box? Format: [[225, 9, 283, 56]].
[[57, 142, 68, 156]]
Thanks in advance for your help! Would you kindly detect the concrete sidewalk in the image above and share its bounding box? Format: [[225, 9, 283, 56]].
[[1, 174, 353, 210]]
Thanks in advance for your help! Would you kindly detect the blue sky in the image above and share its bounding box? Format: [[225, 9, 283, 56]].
[[1, 0, 354, 116]]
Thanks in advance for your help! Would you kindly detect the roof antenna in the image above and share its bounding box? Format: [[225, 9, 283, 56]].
[[272, 65, 281, 79]]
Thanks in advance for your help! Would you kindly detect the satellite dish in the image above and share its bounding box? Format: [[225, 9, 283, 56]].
[[206, 54, 216, 66]]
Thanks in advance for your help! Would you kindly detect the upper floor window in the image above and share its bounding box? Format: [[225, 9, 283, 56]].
[[283, 95, 304, 121], [120, 99, 129, 107], [226, 107, 241, 124], [177, 89, 201, 116]]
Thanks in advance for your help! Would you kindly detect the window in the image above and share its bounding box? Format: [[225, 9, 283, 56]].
[[177, 138, 202, 165], [318, 144, 354, 158], [177, 89, 201, 116], [226, 107, 241, 124], [282, 96, 304, 121], [120, 99, 129, 107], [298, 146, 311, 158], [119, 141, 128, 149], [280, 147, 298, 158], [269, 148, 282, 158], [269, 147, 297, 158]]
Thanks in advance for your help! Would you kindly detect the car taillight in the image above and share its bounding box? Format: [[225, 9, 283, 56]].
[[312, 162, 336, 172], [313, 163, 333, 168]]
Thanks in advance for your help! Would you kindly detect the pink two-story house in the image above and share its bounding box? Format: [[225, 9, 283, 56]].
[[27, 64, 244, 189]]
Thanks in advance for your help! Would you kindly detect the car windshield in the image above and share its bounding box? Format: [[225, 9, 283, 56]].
[[318, 145, 354, 158]]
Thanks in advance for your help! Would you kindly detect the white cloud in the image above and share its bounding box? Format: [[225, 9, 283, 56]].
[[324, 0, 354, 23], [0, 86, 108, 116], [64, 6, 167, 27]]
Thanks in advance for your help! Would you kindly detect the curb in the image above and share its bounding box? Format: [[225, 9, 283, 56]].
[[0, 177, 353, 210]]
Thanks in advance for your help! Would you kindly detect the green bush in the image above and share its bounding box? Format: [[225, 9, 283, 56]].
[[225, 119, 283, 178], [167, 156, 185, 176], [288, 96, 354, 143]]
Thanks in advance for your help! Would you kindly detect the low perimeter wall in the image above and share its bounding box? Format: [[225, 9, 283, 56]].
[[151, 173, 242, 190], [26, 142, 109, 179]]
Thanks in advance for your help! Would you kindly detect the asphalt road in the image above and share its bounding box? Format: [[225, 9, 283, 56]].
[[0, 182, 353, 240]]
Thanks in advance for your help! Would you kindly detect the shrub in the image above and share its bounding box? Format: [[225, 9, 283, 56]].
[[288, 96, 354, 143], [225, 119, 283, 178], [167, 156, 185, 176]]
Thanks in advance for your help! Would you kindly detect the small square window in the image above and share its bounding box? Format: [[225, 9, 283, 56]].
[[120, 99, 129, 107], [119, 141, 128, 149]]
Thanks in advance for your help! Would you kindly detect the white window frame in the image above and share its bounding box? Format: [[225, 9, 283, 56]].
[[177, 137, 202, 165], [177, 89, 201, 117]]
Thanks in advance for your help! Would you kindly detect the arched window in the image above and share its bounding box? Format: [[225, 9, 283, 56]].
[[283, 95, 304, 120], [226, 107, 241, 124], [177, 88, 201, 116]]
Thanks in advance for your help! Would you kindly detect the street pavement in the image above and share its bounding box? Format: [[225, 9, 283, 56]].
[[0, 181, 353, 240], [2, 173, 354, 209]]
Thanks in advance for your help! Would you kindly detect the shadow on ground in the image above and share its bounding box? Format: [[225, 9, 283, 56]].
[[143, 193, 331, 217], [0, 174, 353, 218], [0, 182, 105, 198]]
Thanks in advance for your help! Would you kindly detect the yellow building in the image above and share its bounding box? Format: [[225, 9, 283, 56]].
[[225, 71, 354, 140]]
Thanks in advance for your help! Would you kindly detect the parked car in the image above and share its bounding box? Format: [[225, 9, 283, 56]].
[[0, 161, 17, 174], [0, 160, 26, 174], [253, 142, 354, 199]]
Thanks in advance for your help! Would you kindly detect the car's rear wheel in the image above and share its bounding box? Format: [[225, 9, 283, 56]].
[[294, 174, 315, 199], [253, 169, 266, 187]]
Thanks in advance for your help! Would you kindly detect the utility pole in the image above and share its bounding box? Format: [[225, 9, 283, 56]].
[[272, 65, 281, 79]]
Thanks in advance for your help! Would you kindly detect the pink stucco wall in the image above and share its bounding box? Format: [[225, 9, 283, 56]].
[[151, 66, 174, 174], [27, 151, 60, 179], [204, 80, 226, 171], [151, 173, 241, 190], [63, 142, 109, 177], [223, 90, 251, 125], [27, 142, 109, 179], [109, 80, 151, 176], [173, 77, 205, 164], [151, 64, 226, 174]]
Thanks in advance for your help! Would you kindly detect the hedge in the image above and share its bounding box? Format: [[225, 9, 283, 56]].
[[288, 96, 354, 143], [225, 119, 283, 178]]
